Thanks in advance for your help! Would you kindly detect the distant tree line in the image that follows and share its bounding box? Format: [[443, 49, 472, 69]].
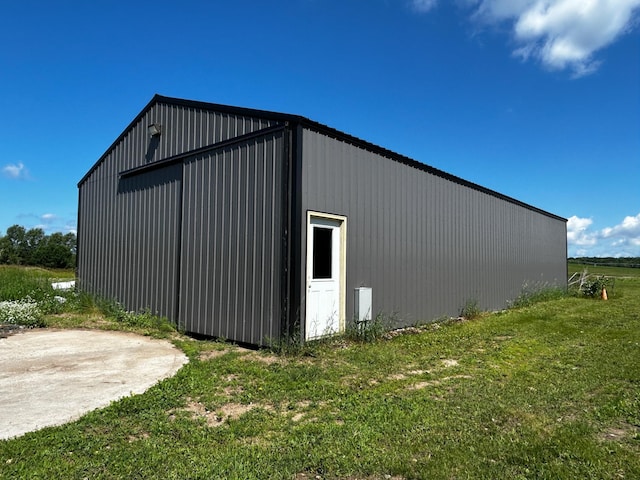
[[569, 257, 640, 268], [0, 225, 76, 269]]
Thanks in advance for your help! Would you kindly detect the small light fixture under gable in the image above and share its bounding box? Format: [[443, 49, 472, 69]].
[[148, 123, 162, 137]]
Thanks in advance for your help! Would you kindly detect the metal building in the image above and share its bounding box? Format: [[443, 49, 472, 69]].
[[78, 95, 567, 345]]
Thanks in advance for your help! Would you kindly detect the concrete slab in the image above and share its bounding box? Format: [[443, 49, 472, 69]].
[[0, 329, 188, 440]]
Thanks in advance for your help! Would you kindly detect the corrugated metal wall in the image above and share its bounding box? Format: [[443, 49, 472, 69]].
[[114, 164, 182, 318], [300, 128, 567, 328], [179, 132, 285, 345], [77, 163, 182, 320], [78, 100, 281, 328], [79, 96, 567, 345]]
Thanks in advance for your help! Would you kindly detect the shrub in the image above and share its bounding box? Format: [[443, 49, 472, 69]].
[[580, 275, 613, 298]]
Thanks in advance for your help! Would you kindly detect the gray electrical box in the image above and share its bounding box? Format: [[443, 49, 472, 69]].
[[354, 287, 372, 324]]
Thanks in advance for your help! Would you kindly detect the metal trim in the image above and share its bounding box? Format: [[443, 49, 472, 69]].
[[119, 124, 286, 179], [80, 94, 565, 223]]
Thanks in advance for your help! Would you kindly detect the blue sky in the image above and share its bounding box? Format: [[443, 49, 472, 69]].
[[1, 0, 638, 257]]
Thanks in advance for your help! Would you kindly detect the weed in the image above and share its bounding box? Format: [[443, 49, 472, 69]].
[[94, 298, 173, 332], [345, 313, 392, 342], [265, 331, 318, 357], [68, 290, 96, 313], [0, 266, 55, 303], [460, 298, 481, 319], [0, 266, 75, 326], [509, 282, 568, 309], [0, 266, 174, 334]]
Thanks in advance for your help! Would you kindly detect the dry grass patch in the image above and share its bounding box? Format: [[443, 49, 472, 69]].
[[239, 350, 283, 365], [295, 473, 405, 480], [599, 424, 638, 442], [223, 385, 243, 396], [494, 335, 514, 341], [175, 397, 274, 427], [127, 432, 150, 443], [198, 349, 229, 361], [408, 374, 473, 391], [408, 381, 439, 391]]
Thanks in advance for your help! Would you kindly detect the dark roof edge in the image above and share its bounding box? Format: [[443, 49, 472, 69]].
[[78, 94, 566, 223], [153, 94, 305, 124], [78, 95, 159, 187], [298, 120, 567, 223], [77, 94, 304, 187]]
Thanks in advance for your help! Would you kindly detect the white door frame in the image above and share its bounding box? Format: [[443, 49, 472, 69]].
[[305, 211, 347, 340]]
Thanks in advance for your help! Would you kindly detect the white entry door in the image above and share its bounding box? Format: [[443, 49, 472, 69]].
[[305, 213, 346, 340]]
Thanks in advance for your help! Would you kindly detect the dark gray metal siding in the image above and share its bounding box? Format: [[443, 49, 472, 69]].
[[116, 165, 182, 318], [77, 163, 182, 320], [300, 128, 567, 328], [77, 100, 280, 329], [179, 132, 285, 345]]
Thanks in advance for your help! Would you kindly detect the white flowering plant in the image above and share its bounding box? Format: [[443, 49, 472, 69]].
[[0, 296, 44, 327]]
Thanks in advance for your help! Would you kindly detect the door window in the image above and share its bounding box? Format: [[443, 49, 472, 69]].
[[312, 227, 332, 279]]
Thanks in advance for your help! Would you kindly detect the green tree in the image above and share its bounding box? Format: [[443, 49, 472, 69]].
[[0, 225, 76, 268], [33, 232, 76, 268], [23, 227, 45, 265], [0, 225, 26, 264]]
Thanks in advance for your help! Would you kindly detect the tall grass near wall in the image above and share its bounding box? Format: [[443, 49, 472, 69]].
[[0, 266, 57, 302]]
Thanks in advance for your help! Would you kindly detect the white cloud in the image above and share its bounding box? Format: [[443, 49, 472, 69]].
[[567, 215, 597, 246], [601, 213, 640, 243], [411, 0, 438, 13], [2, 162, 29, 180], [470, 0, 640, 76], [567, 213, 640, 257], [41, 213, 57, 223]]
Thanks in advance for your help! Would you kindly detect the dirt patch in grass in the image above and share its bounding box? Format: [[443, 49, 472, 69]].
[[241, 352, 282, 365], [295, 474, 405, 480], [408, 381, 439, 390], [387, 369, 430, 382], [127, 432, 150, 443], [198, 349, 229, 361], [223, 384, 243, 397], [291, 412, 305, 422], [408, 375, 473, 391], [599, 425, 638, 442], [494, 335, 514, 341], [180, 397, 274, 427]]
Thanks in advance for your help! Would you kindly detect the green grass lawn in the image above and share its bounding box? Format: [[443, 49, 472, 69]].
[[568, 262, 640, 278], [0, 265, 72, 301], [1, 268, 639, 479]]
